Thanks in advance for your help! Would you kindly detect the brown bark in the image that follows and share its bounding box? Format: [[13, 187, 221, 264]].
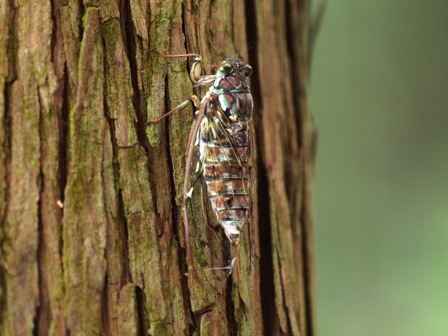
[[0, 0, 315, 335]]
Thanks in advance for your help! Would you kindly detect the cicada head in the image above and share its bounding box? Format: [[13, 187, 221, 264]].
[[216, 58, 253, 83]]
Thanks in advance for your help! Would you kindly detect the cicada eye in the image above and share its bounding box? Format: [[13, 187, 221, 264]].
[[244, 64, 253, 76], [219, 63, 233, 74]]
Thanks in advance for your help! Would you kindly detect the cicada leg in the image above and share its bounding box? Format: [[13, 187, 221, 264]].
[[146, 95, 199, 124], [207, 258, 236, 273], [206, 245, 239, 277], [151, 49, 216, 85], [180, 93, 213, 284]]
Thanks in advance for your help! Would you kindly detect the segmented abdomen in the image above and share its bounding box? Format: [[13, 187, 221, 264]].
[[200, 109, 252, 245]]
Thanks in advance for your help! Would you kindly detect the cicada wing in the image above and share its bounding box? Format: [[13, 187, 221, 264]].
[[183, 115, 230, 281]]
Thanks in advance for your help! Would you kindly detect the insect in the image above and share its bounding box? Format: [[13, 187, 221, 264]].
[[148, 51, 253, 278]]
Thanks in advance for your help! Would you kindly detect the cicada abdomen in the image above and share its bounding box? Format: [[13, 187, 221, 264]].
[[199, 59, 253, 246]]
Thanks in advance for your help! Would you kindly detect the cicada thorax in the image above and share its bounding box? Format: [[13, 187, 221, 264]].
[[199, 60, 253, 246]]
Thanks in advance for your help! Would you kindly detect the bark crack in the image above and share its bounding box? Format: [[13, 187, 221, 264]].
[[100, 274, 111, 335], [49, 0, 57, 63], [58, 64, 69, 261], [225, 276, 237, 335], [78, 0, 85, 44], [194, 304, 215, 333], [135, 285, 148, 336], [33, 86, 45, 336], [277, 253, 294, 335]]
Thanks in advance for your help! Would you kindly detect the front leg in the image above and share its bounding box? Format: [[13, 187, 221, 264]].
[[151, 49, 216, 85]]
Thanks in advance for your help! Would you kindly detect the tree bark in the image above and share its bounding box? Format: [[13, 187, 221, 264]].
[[0, 0, 315, 335]]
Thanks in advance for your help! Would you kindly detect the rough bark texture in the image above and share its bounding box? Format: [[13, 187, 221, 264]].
[[0, 0, 315, 335]]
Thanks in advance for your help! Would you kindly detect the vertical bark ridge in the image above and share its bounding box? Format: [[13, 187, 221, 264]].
[[4, 0, 59, 333], [0, 0, 16, 329], [245, 1, 278, 335], [164, 72, 195, 331], [100, 2, 153, 333], [292, 1, 317, 335], [102, 61, 131, 335], [120, 0, 149, 153], [284, 0, 312, 334], [63, 7, 108, 334]]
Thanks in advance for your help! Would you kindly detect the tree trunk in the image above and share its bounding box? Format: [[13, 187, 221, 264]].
[[0, 0, 315, 335]]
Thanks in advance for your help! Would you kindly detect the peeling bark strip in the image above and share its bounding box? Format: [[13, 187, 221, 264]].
[[0, 0, 315, 335]]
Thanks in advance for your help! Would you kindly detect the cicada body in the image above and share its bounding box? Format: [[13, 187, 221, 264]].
[[148, 52, 253, 275], [199, 59, 253, 246]]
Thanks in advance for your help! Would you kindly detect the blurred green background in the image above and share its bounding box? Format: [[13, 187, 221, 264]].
[[310, 1, 448, 335]]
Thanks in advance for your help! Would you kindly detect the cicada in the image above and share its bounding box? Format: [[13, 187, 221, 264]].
[[148, 51, 253, 277]]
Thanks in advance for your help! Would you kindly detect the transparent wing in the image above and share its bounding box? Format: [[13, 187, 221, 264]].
[[200, 112, 250, 247]]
